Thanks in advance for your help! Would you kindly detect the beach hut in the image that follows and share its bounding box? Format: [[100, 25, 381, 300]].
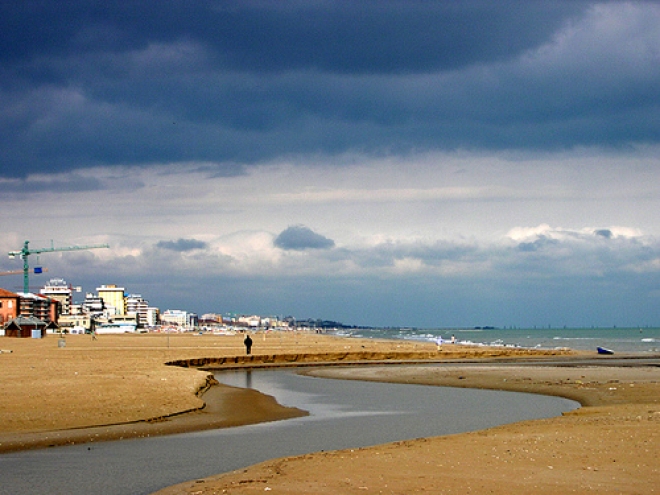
[[45, 320, 60, 335], [3, 316, 48, 338]]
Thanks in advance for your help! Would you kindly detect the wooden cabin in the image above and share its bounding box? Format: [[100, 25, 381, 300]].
[[3, 316, 49, 338]]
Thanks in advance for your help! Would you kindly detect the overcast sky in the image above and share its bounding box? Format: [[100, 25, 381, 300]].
[[2, 1, 660, 328]]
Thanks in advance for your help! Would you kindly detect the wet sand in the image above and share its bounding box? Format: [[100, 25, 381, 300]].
[[1, 332, 658, 494]]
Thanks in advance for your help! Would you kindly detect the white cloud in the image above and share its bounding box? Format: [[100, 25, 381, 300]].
[[2, 146, 660, 326]]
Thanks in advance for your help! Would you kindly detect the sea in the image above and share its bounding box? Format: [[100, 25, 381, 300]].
[[331, 326, 660, 354]]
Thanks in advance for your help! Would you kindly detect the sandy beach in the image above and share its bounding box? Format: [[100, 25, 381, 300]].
[[1, 332, 658, 494]]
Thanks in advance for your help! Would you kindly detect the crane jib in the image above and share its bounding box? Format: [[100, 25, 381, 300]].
[[7, 240, 110, 294]]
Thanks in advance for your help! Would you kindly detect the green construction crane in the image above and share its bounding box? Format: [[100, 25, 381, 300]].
[[8, 240, 109, 294]]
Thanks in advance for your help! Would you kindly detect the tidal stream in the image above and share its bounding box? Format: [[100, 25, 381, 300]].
[[0, 369, 578, 495]]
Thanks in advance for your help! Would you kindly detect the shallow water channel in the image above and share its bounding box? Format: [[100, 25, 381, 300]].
[[0, 368, 578, 495]]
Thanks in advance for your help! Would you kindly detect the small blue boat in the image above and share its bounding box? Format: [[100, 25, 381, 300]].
[[597, 346, 614, 355]]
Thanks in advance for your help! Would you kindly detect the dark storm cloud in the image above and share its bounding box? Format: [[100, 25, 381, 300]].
[[0, 1, 582, 75], [274, 226, 335, 251], [156, 238, 208, 252], [0, 175, 105, 195], [1, 1, 658, 178]]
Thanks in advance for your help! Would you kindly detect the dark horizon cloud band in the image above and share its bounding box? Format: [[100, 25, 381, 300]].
[[2, 1, 659, 179]]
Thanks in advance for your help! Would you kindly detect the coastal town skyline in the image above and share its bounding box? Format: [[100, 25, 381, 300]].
[[2, 2, 660, 328], [1, 273, 656, 333]]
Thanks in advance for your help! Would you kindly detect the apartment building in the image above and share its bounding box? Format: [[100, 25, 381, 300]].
[[97, 284, 126, 315], [0, 287, 58, 332], [82, 293, 105, 315], [18, 293, 58, 322], [145, 307, 159, 327], [125, 294, 150, 326], [161, 309, 198, 329], [40, 278, 76, 315], [0, 288, 20, 326]]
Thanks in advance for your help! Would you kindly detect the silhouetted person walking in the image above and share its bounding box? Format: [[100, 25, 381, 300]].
[[244, 334, 253, 355]]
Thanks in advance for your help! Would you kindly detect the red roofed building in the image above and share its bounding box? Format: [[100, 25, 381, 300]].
[[1, 288, 59, 333], [0, 288, 20, 327]]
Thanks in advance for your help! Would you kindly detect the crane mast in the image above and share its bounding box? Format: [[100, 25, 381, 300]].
[[8, 240, 109, 294]]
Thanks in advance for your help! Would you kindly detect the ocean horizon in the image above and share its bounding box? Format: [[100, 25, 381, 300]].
[[330, 326, 660, 354]]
